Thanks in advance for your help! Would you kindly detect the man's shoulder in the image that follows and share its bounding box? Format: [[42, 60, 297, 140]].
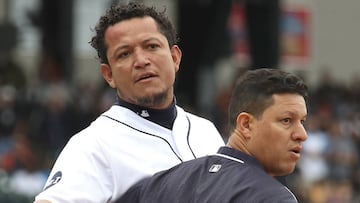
[[248, 174, 298, 202]]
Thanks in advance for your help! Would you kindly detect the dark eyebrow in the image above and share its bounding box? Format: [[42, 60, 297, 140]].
[[112, 45, 130, 58], [114, 45, 129, 52], [143, 37, 162, 44], [282, 110, 307, 118], [112, 37, 164, 58]]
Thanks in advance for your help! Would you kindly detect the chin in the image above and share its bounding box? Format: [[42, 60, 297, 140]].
[[284, 166, 296, 175], [276, 165, 296, 177], [138, 93, 168, 107]]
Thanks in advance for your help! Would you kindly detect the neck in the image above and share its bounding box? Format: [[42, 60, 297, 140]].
[[226, 130, 250, 155]]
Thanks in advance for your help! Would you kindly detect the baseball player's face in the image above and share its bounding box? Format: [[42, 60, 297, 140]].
[[247, 94, 307, 177], [101, 16, 181, 109]]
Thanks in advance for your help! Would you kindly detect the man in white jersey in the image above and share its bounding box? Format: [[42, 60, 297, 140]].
[[34, 2, 224, 203]]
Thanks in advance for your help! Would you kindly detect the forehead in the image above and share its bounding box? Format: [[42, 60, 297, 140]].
[[104, 16, 162, 42], [265, 94, 307, 116]]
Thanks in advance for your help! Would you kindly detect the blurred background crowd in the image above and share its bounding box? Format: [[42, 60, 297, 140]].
[[0, 0, 359, 202]]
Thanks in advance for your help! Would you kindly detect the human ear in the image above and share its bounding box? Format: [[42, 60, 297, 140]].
[[170, 45, 182, 73], [101, 64, 116, 88], [236, 112, 252, 139]]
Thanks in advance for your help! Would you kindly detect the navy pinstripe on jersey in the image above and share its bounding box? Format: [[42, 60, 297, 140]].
[[101, 113, 195, 162]]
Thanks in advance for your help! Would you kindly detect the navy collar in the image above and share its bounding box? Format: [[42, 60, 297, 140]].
[[217, 146, 264, 170], [218, 147, 289, 184], [115, 96, 177, 130]]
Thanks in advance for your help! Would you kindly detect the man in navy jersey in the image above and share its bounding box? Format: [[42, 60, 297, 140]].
[[34, 2, 224, 203], [116, 68, 308, 203]]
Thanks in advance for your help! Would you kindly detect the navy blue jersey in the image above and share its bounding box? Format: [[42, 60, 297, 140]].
[[117, 146, 298, 203]]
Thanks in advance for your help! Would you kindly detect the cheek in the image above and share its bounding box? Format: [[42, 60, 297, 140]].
[[161, 53, 178, 73], [168, 69, 176, 83], [253, 123, 279, 146], [109, 68, 131, 91], [161, 63, 176, 83], [116, 73, 131, 88]]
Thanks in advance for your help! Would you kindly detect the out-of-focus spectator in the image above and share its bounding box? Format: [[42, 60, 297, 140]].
[[327, 119, 358, 182], [298, 115, 331, 186], [1, 118, 48, 201], [34, 83, 77, 158]]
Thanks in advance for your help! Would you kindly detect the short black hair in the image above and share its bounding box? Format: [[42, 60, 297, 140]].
[[228, 68, 308, 133]]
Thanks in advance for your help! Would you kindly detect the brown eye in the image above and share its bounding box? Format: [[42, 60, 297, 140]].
[[148, 44, 160, 50], [301, 119, 306, 125], [282, 118, 291, 125], [119, 51, 130, 58]]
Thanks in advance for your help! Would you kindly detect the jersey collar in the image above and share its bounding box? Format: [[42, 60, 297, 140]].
[[115, 95, 177, 130], [217, 146, 264, 170]]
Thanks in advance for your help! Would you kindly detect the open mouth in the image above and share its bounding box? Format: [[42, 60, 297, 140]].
[[290, 146, 302, 158], [291, 149, 301, 154], [136, 73, 156, 82]]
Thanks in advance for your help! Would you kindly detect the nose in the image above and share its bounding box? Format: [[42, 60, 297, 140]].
[[133, 48, 150, 68], [292, 123, 308, 142]]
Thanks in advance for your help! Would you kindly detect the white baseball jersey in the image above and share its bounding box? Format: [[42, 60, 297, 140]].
[[35, 105, 224, 203]]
